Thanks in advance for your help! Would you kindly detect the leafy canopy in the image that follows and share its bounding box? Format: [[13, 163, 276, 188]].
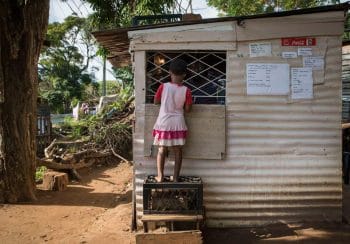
[[84, 0, 176, 29], [207, 0, 340, 16], [39, 16, 98, 113], [81, 0, 177, 91]]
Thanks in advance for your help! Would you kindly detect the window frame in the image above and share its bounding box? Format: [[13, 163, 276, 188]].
[[145, 51, 227, 105]]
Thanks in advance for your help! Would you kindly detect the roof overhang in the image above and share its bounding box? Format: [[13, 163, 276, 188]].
[[92, 3, 349, 68]]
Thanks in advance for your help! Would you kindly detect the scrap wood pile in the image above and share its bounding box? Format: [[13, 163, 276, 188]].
[[37, 97, 134, 179]]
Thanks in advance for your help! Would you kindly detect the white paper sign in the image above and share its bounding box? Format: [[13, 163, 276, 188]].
[[298, 47, 313, 56], [291, 68, 313, 100], [249, 43, 272, 57], [282, 52, 297, 59], [246, 63, 290, 95], [303, 56, 324, 70]]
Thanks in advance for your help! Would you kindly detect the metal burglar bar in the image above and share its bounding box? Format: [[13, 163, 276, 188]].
[[146, 51, 226, 104]]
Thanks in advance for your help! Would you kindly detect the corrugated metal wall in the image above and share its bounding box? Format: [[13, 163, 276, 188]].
[[132, 14, 344, 227], [343, 45, 350, 121], [218, 37, 342, 226]]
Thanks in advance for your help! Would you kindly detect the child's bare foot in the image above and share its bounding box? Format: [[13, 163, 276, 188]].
[[171, 176, 179, 182], [155, 176, 163, 182]]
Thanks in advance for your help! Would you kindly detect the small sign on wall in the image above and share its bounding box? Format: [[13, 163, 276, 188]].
[[246, 63, 290, 95], [282, 52, 297, 59], [281, 37, 316, 46], [298, 47, 313, 56], [303, 56, 324, 70], [291, 68, 313, 100], [249, 43, 272, 57]]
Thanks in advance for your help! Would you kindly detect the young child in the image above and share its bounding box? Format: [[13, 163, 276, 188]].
[[152, 59, 192, 182]]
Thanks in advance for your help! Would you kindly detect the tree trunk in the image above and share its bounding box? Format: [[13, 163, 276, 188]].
[[0, 0, 49, 203]]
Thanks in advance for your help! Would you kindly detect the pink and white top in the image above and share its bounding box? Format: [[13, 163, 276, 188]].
[[152, 82, 192, 146]]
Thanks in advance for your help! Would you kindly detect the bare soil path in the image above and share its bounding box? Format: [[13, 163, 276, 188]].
[[0, 161, 135, 244], [1, 162, 350, 244]]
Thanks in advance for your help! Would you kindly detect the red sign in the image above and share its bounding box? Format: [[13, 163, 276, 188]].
[[281, 37, 316, 46]]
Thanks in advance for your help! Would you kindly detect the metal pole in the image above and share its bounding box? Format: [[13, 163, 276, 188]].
[[102, 55, 106, 96]]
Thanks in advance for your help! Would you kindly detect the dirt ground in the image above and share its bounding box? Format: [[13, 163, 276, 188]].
[[203, 223, 350, 243], [1, 163, 350, 244], [0, 161, 135, 244]]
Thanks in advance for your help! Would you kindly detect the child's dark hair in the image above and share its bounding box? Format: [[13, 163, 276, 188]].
[[169, 59, 187, 75]]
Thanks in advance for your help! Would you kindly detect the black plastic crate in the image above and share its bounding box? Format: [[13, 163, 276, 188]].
[[143, 175, 203, 215]]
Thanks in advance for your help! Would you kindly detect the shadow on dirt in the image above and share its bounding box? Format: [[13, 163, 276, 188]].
[[31, 188, 132, 208], [23, 163, 132, 209], [203, 221, 350, 244]]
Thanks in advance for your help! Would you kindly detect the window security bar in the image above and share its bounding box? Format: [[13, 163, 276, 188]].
[[146, 51, 226, 105]]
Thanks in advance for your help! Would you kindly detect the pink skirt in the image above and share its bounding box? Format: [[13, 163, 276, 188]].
[[152, 130, 187, 146]]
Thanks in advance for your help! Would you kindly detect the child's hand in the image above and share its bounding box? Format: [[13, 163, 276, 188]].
[[184, 104, 191, 113]]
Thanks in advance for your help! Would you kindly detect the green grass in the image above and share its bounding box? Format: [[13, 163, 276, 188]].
[[35, 166, 47, 182]]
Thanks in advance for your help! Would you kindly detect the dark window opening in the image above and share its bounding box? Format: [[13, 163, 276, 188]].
[[146, 51, 226, 104]]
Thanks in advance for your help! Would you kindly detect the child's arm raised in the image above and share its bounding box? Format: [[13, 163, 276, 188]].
[[154, 84, 164, 105], [154, 98, 161, 105], [184, 87, 192, 113], [184, 103, 192, 113]]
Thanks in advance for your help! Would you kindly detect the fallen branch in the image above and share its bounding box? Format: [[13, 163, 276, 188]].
[[37, 150, 112, 170], [44, 138, 57, 158], [61, 149, 111, 162], [70, 168, 82, 180], [111, 148, 129, 162], [44, 139, 90, 158], [37, 158, 95, 170]]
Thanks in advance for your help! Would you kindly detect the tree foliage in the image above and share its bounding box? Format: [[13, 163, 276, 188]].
[[84, 0, 176, 29], [81, 0, 175, 93], [207, 0, 340, 16], [39, 16, 98, 113], [39, 0, 178, 114], [344, 14, 350, 42], [112, 66, 134, 87]]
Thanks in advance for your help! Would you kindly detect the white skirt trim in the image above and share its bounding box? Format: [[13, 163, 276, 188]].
[[153, 138, 186, 146]]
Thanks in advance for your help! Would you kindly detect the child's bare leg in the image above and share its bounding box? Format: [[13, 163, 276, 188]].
[[173, 146, 182, 182], [156, 146, 167, 182]]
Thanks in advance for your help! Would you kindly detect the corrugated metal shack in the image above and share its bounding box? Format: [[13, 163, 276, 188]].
[[343, 42, 350, 121], [93, 4, 348, 227]]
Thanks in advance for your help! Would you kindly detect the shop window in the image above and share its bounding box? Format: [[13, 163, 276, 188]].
[[146, 51, 226, 104]]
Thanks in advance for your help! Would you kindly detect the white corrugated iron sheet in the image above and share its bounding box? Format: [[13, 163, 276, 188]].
[[132, 17, 343, 227]]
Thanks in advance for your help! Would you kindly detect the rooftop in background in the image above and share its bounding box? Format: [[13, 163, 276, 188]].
[[93, 2, 350, 68]]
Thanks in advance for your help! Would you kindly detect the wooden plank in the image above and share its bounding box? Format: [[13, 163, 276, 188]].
[[142, 214, 203, 222], [129, 21, 235, 35], [145, 104, 225, 118], [237, 21, 344, 41], [136, 231, 202, 244], [133, 51, 146, 106], [342, 123, 350, 129], [236, 13, 344, 41], [144, 104, 225, 159], [131, 30, 236, 43], [133, 52, 146, 159], [130, 41, 236, 51]]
